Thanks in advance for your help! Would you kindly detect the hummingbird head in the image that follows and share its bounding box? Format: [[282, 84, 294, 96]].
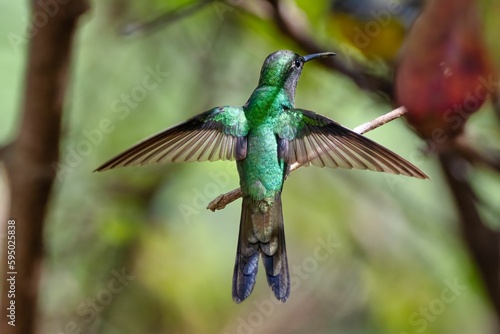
[[258, 50, 335, 102]]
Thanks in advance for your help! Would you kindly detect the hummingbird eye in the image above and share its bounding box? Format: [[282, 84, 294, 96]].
[[293, 59, 302, 68]]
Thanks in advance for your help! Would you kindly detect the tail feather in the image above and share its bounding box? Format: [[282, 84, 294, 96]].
[[232, 196, 259, 303], [261, 195, 290, 302], [232, 194, 290, 303]]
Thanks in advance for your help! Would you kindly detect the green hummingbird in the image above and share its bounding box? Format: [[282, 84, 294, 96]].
[[95, 50, 428, 303]]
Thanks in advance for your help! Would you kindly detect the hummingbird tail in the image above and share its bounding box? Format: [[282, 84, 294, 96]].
[[232, 194, 290, 303]]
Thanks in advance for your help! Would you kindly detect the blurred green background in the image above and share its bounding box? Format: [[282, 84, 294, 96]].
[[1, 0, 499, 333]]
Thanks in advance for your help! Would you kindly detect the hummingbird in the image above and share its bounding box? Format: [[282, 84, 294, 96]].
[[95, 50, 428, 303]]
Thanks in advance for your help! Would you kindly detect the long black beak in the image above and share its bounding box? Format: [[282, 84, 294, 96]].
[[301, 52, 336, 62]]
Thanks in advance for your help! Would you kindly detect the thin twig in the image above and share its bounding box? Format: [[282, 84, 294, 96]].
[[207, 106, 407, 211], [120, 0, 214, 36], [207, 188, 242, 212], [353, 106, 406, 134]]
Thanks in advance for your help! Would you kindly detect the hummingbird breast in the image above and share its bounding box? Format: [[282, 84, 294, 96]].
[[237, 124, 286, 201]]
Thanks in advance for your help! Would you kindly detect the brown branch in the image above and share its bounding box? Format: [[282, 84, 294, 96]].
[[439, 152, 500, 324], [452, 135, 500, 172], [207, 188, 242, 212], [492, 87, 500, 124], [266, 0, 394, 97], [352, 106, 407, 134], [0, 1, 89, 334], [207, 106, 407, 211]]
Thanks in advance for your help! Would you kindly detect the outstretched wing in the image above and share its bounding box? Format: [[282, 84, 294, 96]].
[[95, 106, 249, 171], [275, 109, 428, 179]]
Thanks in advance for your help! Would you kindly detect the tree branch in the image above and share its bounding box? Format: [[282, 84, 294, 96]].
[[439, 152, 500, 324], [266, 0, 394, 97], [0, 1, 89, 333], [116, 0, 393, 97], [207, 106, 408, 211], [352, 106, 407, 134], [120, 0, 214, 36]]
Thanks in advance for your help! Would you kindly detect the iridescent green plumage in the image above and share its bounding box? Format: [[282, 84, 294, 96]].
[[95, 50, 428, 303]]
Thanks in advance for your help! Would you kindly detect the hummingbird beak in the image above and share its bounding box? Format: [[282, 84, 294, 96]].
[[301, 52, 336, 63]]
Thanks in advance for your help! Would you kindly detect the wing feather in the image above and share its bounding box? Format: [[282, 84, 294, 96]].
[[277, 109, 428, 179], [95, 106, 249, 171]]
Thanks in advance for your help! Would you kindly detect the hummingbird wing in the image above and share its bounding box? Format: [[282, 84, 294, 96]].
[[276, 109, 428, 179], [95, 106, 249, 171]]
